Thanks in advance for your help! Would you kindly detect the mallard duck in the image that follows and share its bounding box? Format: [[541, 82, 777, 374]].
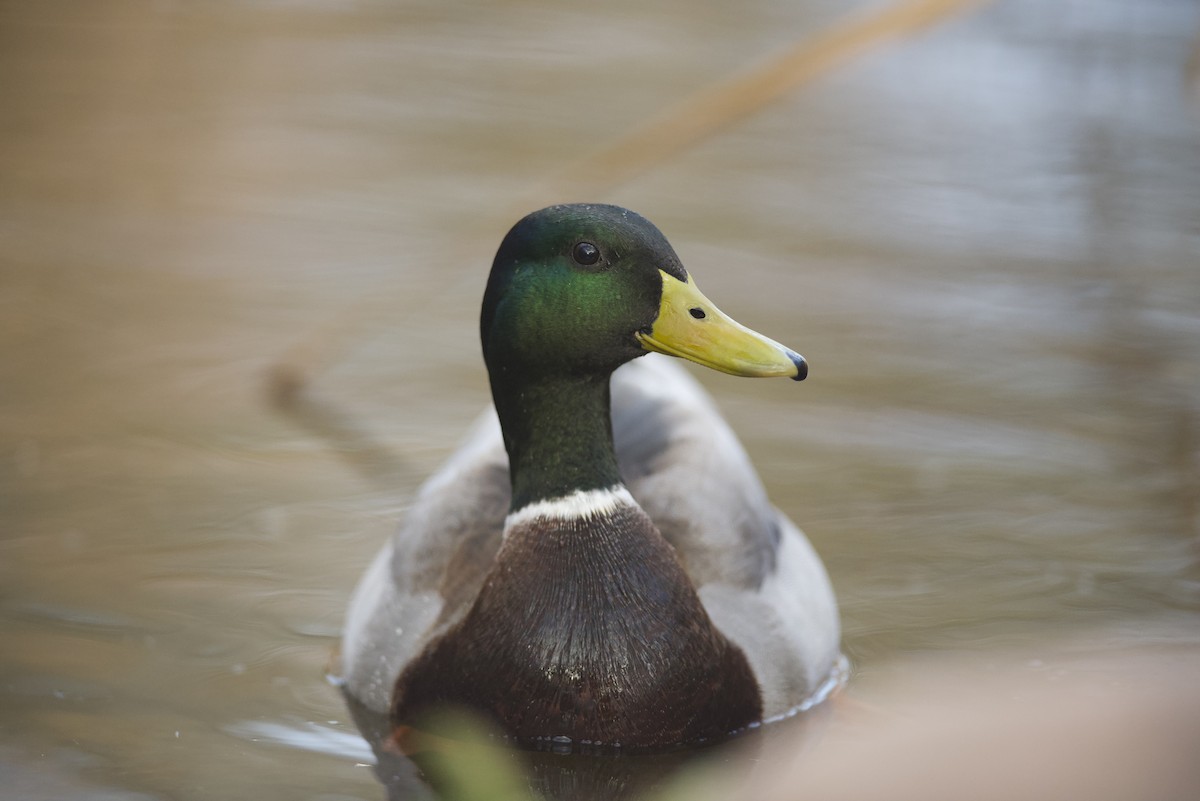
[[339, 204, 841, 751]]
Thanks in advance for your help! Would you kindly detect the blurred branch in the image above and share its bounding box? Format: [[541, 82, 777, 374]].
[[268, 0, 991, 400], [530, 0, 989, 203], [1188, 25, 1200, 105], [269, 376, 412, 489]]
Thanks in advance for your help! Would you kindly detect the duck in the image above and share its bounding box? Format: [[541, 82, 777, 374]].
[[338, 203, 841, 752]]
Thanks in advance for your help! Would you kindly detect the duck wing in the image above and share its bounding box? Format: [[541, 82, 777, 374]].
[[612, 355, 783, 589]]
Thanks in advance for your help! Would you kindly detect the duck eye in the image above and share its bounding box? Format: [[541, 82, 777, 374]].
[[572, 242, 600, 266]]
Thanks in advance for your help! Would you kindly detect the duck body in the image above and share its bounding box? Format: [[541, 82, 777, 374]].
[[339, 205, 841, 751]]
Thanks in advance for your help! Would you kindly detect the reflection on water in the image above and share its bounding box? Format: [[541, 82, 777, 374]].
[[332, 694, 836, 801], [2, 0, 1199, 798]]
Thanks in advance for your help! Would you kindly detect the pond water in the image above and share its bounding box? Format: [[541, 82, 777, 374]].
[[2, 0, 1199, 798]]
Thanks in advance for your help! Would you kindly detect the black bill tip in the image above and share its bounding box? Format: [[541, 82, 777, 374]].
[[789, 351, 808, 381]]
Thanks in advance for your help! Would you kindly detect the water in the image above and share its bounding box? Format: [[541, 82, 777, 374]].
[[2, 0, 1199, 798]]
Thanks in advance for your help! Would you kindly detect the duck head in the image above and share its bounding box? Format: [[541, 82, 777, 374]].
[[480, 203, 807, 383]]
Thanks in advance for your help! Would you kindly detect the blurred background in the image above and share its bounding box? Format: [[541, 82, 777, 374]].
[[2, 0, 1199, 798]]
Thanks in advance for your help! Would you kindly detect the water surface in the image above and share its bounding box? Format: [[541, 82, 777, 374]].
[[2, 0, 1199, 798]]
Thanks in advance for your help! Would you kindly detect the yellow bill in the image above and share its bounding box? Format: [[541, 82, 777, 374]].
[[636, 270, 807, 380]]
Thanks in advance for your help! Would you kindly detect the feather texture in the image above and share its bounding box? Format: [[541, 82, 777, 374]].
[[340, 355, 841, 723]]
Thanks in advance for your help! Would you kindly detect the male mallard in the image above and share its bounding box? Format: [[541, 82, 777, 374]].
[[340, 204, 841, 751]]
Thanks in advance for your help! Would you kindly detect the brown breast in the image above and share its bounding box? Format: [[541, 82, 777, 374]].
[[391, 502, 762, 751]]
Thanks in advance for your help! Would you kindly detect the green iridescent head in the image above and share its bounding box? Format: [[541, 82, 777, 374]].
[[480, 203, 806, 383]]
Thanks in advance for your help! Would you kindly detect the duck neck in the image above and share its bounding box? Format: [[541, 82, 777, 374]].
[[489, 370, 623, 511]]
